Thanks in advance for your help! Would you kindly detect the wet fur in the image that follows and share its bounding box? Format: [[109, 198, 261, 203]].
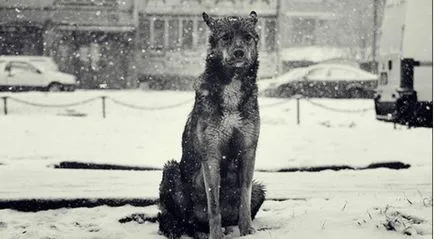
[[159, 12, 265, 239]]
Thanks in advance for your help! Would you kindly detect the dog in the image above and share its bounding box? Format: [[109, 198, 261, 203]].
[[158, 11, 265, 239]]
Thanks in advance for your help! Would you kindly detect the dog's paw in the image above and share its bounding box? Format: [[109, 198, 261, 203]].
[[224, 226, 235, 235], [194, 232, 209, 239], [208, 232, 224, 239], [239, 225, 256, 236], [208, 229, 224, 239]]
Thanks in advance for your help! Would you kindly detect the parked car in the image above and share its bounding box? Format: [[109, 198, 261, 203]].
[[0, 56, 77, 92], [259, 64, 379, 98]]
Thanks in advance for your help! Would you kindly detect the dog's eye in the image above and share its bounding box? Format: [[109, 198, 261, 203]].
[[244, 34, 253, 41], [221, 34, 231, 41]]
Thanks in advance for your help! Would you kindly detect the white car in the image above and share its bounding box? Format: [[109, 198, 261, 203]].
[[259, 64, 378, 98], [0, 56, 77, 92]]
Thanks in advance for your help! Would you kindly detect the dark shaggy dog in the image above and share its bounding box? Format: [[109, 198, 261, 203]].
[[158, 11, 265, 239]]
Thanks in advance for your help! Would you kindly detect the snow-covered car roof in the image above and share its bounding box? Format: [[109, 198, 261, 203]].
[[283, 64, 376, 82], [0, 56, 59, 71], [258, 64, 378, 92]]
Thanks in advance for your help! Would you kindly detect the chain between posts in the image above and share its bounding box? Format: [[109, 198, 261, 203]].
[[304, 98, 374, 113], [1, 95, 374, 121], [0, 95, 195, 118]]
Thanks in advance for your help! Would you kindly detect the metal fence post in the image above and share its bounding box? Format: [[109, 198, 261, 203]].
[[296, 95, 301, 125], [2, 96, 7, 115], [101, 96, 106, 118]]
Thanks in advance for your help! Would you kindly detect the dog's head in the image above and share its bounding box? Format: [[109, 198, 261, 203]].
[[203, 11, 259, 70]]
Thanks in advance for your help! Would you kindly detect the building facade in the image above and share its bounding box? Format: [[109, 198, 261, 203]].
[[0, 0, 279, 89], [135, 0, 279, 89], [0, 0, 383, 89]]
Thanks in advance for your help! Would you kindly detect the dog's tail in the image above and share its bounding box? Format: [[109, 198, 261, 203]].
[[251, 180, 266, 219], [158, 160, 187, 239]]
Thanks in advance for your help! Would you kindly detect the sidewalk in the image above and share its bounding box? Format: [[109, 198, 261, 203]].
[[0, 165, 430, 202]]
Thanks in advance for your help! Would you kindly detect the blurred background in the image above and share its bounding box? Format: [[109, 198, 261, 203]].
[[0, 0, 383, 89], [0, 0, 432, 127]]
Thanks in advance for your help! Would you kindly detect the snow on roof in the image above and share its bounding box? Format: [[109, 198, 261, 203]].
[[280, 47, 349, 62]]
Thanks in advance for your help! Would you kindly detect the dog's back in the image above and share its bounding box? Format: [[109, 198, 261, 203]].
[[159, 12, 265, 239]]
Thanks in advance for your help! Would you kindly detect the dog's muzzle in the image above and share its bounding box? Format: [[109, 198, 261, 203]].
[[233, 49, 245, 59], [228, 49, 249, 67]]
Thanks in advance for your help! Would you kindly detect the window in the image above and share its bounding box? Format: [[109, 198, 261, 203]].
[[264, 19, 277, 52], [182, 20, 194, 49], [256, 19, 263, 49], [315, 20, 329, 46], [379, 72, 388, 85], [318, 20, 327, 28], [168, 19, 180, 49], [152, 19, 165, 50], [78, 46, 90, 63], [292, 18, 316, 46], [139, 17, 151, 50], [197, 20, 208, 47], [89, 43, 100, 70], [8, 61, 38, 73]]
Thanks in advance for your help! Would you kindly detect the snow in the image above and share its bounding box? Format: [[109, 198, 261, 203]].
[[0, 90, 431, 238], [0, 91, 428, 171], [0, 195, 432, 239]]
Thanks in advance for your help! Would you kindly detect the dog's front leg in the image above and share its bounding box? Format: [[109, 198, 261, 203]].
[[238, 126, 259, 236], [238, 149, 256, 235], [202, 156, 224, 239]]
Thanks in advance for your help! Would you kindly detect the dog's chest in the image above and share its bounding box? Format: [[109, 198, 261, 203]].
[[220, 79, 243, 131], [222, 79, 242, 112]]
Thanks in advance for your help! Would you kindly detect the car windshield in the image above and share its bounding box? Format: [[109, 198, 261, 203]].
[[279, 67, 309, 83]]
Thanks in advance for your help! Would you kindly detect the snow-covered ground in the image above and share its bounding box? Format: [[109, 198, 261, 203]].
[[0, 90, 432, 238]]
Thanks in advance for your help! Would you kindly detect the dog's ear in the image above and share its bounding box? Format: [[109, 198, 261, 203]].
[[203, 12, 216, 27], [249, 11, 258, 24]]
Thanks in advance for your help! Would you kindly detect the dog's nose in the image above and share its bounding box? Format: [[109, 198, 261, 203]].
[[233, 50, 244, 59]]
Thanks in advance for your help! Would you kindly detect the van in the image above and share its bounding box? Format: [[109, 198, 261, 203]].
[[375, 0, 432, 127]]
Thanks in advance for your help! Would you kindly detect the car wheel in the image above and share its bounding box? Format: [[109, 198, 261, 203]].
[[66, 85, 76, 92], [47, 83, 63, 92]]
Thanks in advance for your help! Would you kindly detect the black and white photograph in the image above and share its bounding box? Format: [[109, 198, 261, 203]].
[[0, 0, 432, 238]]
